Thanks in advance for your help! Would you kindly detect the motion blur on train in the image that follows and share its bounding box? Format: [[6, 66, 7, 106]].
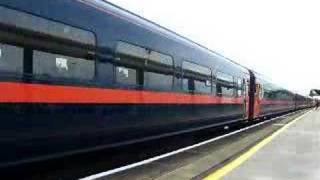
[[0, 0, 314, 167]]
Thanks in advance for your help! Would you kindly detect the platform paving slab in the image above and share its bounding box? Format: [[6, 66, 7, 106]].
[[223, 110, 320, 180]]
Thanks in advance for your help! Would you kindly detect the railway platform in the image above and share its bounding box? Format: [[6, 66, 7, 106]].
[[206, 109, 319, 180], [81, 109, 317, 180]]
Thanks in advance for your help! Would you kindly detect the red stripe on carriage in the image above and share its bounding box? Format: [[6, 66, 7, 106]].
[[0, 82, 244, 104]]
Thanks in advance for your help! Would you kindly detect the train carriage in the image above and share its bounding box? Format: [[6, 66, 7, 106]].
[[0, 0, 312, 167], [252, 73, 296, 118]]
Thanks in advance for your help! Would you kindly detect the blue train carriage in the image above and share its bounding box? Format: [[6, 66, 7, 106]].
[[0, 0, 311, 167], [0, 0, 252, 166]]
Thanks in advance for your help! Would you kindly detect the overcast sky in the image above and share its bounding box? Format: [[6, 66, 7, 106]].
[[108, 0, 319, 95]]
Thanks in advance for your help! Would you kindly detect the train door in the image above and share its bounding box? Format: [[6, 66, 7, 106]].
[[254, 84, 262, 118], [244, 78, 250, 119], [248, 71, 256, 120]]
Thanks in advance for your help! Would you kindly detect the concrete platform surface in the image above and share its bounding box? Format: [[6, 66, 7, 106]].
[[221, 110, 320, 180]]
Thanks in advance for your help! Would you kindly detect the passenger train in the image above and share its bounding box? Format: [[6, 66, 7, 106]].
[[0, 0, 314, 167]]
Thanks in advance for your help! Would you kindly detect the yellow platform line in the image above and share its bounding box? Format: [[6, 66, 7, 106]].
[[204, 110, 311, 180]]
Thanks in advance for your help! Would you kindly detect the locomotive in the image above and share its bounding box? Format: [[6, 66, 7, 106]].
[[0, 0, 313, 167]]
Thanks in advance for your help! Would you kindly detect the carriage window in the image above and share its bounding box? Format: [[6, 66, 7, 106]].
[[0, 6, 95, 46], [116, 66, 137, 85], [182, 61, 211, 94], [116, 41, 149, 60], [236, 78, 243, 97], [144, 72, 173, 90], [115, 41, 174, 90], [212, 77, 217, 95], [149, 51, 173, 66], [144, 51, 173, 90], [115, 42, 148, 70], [33, 51, 94, 80], [115, 42, 146, 88], [216, 72, 236, 97], [0, 43, 23, 74]]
